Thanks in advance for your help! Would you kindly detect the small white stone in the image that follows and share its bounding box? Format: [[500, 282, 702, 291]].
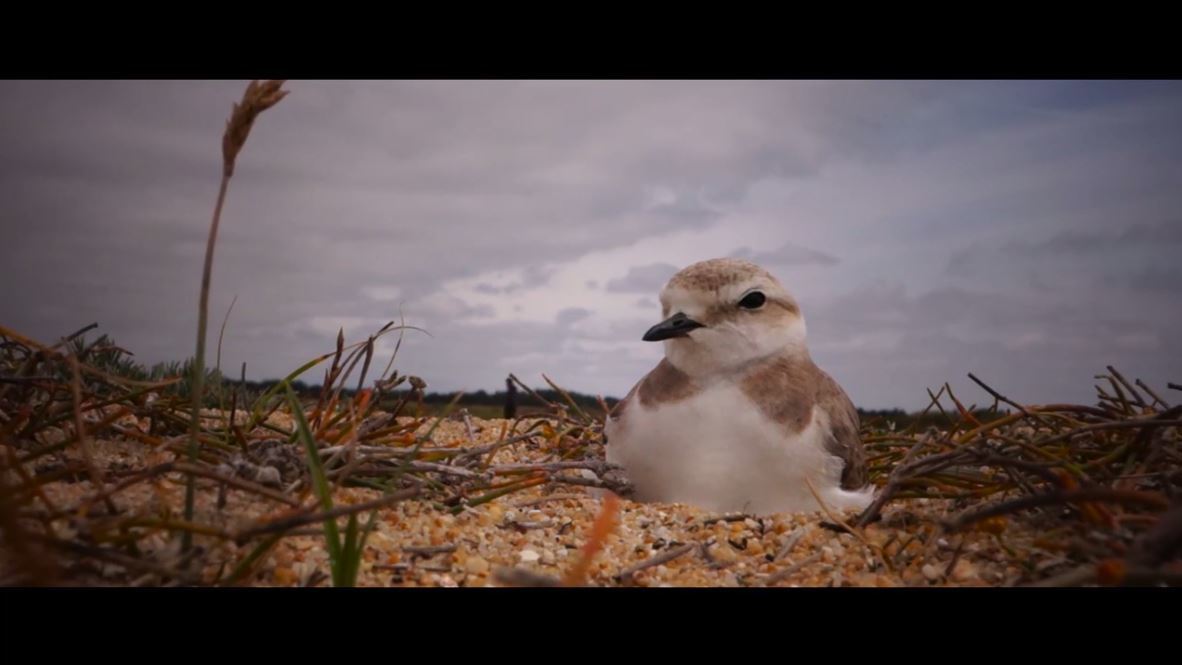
[[922, 564, 942, 581], [520, 549, 540, 564], [255, 466, 282, 487], [541, 550, 556, 565]]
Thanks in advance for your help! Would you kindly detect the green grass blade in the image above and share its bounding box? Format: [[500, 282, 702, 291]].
[[223, 532, 285, 586], [285, 383, 342, 574], [340, 513, 360, 586]]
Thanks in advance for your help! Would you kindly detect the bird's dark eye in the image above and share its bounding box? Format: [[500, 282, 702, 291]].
[[738, 291, 766, 309]]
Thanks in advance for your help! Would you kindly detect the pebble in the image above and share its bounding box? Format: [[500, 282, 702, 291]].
[[951, 559, 978, 582], [255, 466, 282, 487], [520, 549, 540, 564], [710, 542, 739, 563], [273, 567, 298, 586], [921, 563, 943, 581], [466, 556, 490, 575]]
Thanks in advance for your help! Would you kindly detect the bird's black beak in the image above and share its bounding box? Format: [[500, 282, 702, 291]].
[[642, 312, 705, 342]]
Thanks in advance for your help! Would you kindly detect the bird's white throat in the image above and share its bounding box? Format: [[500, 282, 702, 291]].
[[663, 314, 808, 378]]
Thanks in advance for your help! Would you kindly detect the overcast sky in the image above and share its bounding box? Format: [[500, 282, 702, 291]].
[[2, 80, 1180, 409]]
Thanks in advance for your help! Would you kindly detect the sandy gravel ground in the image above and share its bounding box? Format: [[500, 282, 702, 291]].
[[5, 415, 1050, 587]]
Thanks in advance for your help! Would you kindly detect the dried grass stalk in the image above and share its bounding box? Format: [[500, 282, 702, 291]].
[[184, 80, 288, 550]]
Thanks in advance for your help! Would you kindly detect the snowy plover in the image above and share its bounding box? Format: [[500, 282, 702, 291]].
[[604, 257, 874, 515]]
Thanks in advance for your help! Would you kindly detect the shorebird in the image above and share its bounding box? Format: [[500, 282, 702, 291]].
[[603, 257, 874, 515]]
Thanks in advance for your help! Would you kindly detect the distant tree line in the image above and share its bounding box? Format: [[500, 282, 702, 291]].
[[66, 332, 999, 426]]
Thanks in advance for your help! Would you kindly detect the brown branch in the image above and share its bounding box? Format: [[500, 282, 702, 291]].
[[548, 473, 634, 496], [233, 488, 418, 543], [763, 551, 823, 586], [698, 513, 753, 525], [493, 566, 564, 587], [944, 488, 1170, 531], [489, 460, 623, 475], [29, 533, 201, 585], [404, 461, 482, 479], [1135, 379, 1171, 409], [967, 372, 1030, 417], [507, 373, 562, 411], [0, 375, 58, 384], [512, 493, 585, 508], [857, 436, 932, 527], [172, 462, 302, 507], [1107, 366, 1147, 408], [68, 351, 117, 516], [774, 528, 807, 561], [1034, 417, 1182, 448], [402, 544, 457, 556], [615, 543, 696, 582]]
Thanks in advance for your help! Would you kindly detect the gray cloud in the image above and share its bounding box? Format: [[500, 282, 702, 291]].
[[556, 307, 593, 327], [804, 281, 1181, 409], [634, 298, 657, 310], [1128, 266, 1182, 295], [731, 242, 840, 267], [605, 263, 679, 294], [469, 265, 557, 295], [1004, 222, 1182, 256], [944, 220, 1182, 303]]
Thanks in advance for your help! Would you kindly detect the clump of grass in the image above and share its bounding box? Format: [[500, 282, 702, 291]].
[[2, 315, 1176, 587], [853, 370, 1181, 585], [0, 310, 633, 584], [285, 383, 376, 587]]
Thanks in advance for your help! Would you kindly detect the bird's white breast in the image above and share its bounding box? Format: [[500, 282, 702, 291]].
[[605, 380, 873, 515]]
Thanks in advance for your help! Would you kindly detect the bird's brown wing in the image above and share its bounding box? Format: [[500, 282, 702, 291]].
[[741, 355, 867, 490], [814, 369, 867, 490]]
